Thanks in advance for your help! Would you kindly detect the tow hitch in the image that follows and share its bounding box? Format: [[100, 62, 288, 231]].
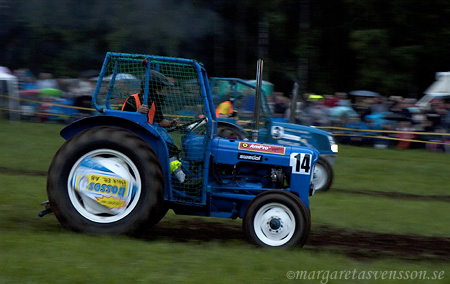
[[38, 200, 53, 217]]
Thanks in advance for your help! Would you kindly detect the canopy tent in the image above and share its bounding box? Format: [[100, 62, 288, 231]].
[[417, 72, 450, 107], [424, 72, 450, 95], [0, 71, 20, 121]]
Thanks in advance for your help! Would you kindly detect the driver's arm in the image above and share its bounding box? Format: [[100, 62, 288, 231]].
[[159, 118, 180, 128]]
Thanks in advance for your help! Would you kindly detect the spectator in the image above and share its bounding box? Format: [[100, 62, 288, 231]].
[[443, 102, 450, 131], [425, 99, 446, 131], [323, 93, 340, 108], [216, 98, 235, 118], [307, 98, 330, 126], [370, 96, 389, 114], [366, 117, 387, 148], [273, 92, 288, 117], [395, 120, 417, 149], [354, 97, 373, 120], [35, 73, 59, 89], [344, 116, 370, 145]]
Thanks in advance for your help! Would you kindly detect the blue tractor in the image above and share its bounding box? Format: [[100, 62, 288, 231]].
[[210, 78, 338, 191], [42, 53, 319, 248]]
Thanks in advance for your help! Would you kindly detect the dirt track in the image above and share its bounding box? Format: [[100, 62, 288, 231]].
[[332, 188, 450, 202], [307, 225, 450, 261], [143, 219, 450, 261]]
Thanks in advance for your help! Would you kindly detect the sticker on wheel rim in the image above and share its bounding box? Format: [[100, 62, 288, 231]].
[[72, 157, 135, 214]]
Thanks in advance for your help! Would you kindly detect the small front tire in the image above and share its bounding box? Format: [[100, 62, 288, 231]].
[[243, 190, 311, 248]]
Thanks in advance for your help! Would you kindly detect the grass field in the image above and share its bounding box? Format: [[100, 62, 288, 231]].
[[0, 118, 448, 283]]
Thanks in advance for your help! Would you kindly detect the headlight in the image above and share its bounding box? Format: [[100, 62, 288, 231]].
[[331, 143, 339, 153], [328, 136, 338, 153]]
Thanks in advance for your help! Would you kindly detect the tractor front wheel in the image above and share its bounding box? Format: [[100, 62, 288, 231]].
[[243, 190, 311, 248]]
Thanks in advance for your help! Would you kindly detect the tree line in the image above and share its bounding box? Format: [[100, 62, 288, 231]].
[[1, 0, 450, 98]]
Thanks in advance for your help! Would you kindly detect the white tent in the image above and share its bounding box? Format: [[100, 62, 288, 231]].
[[418, 72, 450, 107], [0, 71, 20, 121]]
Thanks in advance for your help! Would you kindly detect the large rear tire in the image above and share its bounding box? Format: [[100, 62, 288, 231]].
[[243, 190, 311, 248], [47, 126, 165, 235]]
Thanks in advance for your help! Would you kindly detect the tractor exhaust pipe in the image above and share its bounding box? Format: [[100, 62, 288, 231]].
[[252, 59, 264, 142]]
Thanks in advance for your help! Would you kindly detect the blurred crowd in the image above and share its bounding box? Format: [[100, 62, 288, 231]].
[[9, 69, 97, 122], [14, 69, 96, 98], [4, 68, 450, 152], [273, 91, 450, 152]]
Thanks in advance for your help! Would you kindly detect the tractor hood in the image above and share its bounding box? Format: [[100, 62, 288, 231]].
[[210, 137, 319, 173], [269, 121, 337, 156]]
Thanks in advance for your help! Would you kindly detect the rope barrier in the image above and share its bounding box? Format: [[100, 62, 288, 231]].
[[316, 125, 450, 136], [1, 93, 449, 146], [331, 133, 450, 146]]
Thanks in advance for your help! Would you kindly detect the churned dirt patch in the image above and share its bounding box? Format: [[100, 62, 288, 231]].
[[307, 225, 450, 261], [0, 167, 47, 177], [332, 188, 450, 202], [143, 219, 450, 261]]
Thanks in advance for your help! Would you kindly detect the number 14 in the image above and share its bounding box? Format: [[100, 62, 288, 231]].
[[290, 153, 311, 174]]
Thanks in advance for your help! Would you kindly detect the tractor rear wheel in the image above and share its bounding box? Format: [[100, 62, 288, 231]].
[[47, 126, 165, 235], [243, 190, 311, 248]]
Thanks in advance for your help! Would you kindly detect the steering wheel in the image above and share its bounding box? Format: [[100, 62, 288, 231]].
[[166, 116, 207, 133], [185, 116, 208, 132]]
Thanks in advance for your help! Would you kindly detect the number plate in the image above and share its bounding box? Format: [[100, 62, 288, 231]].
[[290, 153, 311, 175]]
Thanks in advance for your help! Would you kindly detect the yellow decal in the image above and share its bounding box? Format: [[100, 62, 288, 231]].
[[86, 174, 129, 198], [95, 196, 126, 209]]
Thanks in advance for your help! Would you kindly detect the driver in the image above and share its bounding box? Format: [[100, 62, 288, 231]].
[[121, 69, 179, 128], [121, 70, 185, 182]]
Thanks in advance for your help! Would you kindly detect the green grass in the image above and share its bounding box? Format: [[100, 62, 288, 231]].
[[0, 118, 448, 283], [0, 120, 65, 171], [311, 192, 450, 237], [1, 230, 448, 284], [332, 145, 450, 195]]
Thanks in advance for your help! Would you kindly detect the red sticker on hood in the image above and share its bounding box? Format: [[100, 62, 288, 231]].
[[238, 142, 286, 155]]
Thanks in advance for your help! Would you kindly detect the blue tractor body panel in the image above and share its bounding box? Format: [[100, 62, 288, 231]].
[[57, 52, 319, 220]]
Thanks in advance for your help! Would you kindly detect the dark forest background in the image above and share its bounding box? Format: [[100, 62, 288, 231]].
[[1, 0, 450, 98]]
